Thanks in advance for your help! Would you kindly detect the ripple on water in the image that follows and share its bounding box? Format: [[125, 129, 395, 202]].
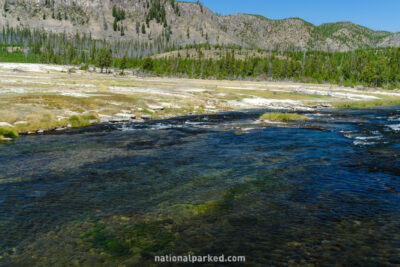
[[387, 124, 400, 131], [353, 135, 383, 146], [388, 115, 400, 121]]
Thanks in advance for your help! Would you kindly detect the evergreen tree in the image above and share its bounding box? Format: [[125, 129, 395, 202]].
[[3, 1, 8, 12], [96, 48, 112, 73], [113, 18, 118, 31], [120, 56, 127, 73], [142, 57, 154, 71]]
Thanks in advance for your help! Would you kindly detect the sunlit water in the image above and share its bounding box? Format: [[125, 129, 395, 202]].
[[0, 107, 399, 266]]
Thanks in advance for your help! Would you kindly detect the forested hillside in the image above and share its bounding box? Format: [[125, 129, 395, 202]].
[[0, 0, 399, 53]]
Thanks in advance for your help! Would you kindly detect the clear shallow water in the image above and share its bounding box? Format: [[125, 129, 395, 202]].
[[0, 108, 399, 266]]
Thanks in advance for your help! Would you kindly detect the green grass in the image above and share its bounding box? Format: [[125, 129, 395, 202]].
[[68, 113, 99, 128], [0, 128, 19, 139], [142, 109, 153, 115], [259, 112, 308, 122], [0, 50, 39, 63], [333, 99, 400, 108]]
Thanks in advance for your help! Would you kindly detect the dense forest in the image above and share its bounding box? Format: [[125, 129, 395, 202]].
[[143, 46, 400, 88], [0, 26, 399, 88]]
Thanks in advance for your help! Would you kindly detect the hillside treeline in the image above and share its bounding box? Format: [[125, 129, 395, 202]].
[[1, 27, 399, 88]]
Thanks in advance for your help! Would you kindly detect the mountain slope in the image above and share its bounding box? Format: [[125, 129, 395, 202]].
[[0, 0, 398, 51]]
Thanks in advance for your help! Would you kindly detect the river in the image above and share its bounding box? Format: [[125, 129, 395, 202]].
[[0, 107, 399, 266]]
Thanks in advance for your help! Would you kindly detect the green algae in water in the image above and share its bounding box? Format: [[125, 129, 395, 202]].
[[168, 176, 279, 217], [74, 177, 279, 262], [80, 225, 131, 257], [80, 219, 176, 259]]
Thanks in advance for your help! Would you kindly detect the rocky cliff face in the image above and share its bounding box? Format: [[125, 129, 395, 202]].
[[0, 0, 398, 51], [378, 33, 400, 47]]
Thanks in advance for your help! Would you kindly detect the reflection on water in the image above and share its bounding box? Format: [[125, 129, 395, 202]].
[[0, 107, 399, 266]]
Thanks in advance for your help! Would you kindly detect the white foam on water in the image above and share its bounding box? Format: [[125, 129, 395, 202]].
[[387, 124, 400, 131], [353, 140, 377, 146], [355, 136, 383, 141], [241, 127, 257, 131], [340, 130, 354, 139], [119, 123, 185, 131], [149, 123, 183, 130], [388, 116, 400, 122]]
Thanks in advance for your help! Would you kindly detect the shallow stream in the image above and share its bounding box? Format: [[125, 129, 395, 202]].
[[0, 107, 399, 265]]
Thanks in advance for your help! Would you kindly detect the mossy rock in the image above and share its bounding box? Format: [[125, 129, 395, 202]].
[[0, 128, 19, 139]]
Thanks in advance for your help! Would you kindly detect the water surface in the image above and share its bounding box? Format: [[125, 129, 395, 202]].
[[0, 107, 399, 266]]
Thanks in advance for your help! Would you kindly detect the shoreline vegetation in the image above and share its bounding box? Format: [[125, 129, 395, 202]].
[[259, 112, 308, 123], [0, 61, 400, 141]]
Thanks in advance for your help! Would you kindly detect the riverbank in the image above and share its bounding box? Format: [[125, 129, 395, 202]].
[[1, 63, 400, 140]]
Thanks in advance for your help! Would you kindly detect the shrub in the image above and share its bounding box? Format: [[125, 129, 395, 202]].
[[259, 112, 308, 123], [79, 64, 89, 70], [0, 128, 19, 139], [333, 99, 400, 108], [142, 57, 154, 71], [69, 113, 99, 128]]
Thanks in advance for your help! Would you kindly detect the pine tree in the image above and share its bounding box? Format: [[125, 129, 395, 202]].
[[113, 18, 118, 31], [120, 56, 127, 73], [142, 57, 154, 71], [3, 1, 8, 12], [96, 48, 112, 73], [112, 5, 117, 18]]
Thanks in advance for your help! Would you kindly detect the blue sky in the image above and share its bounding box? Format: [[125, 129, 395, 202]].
[[185, 0, 400, 32]]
